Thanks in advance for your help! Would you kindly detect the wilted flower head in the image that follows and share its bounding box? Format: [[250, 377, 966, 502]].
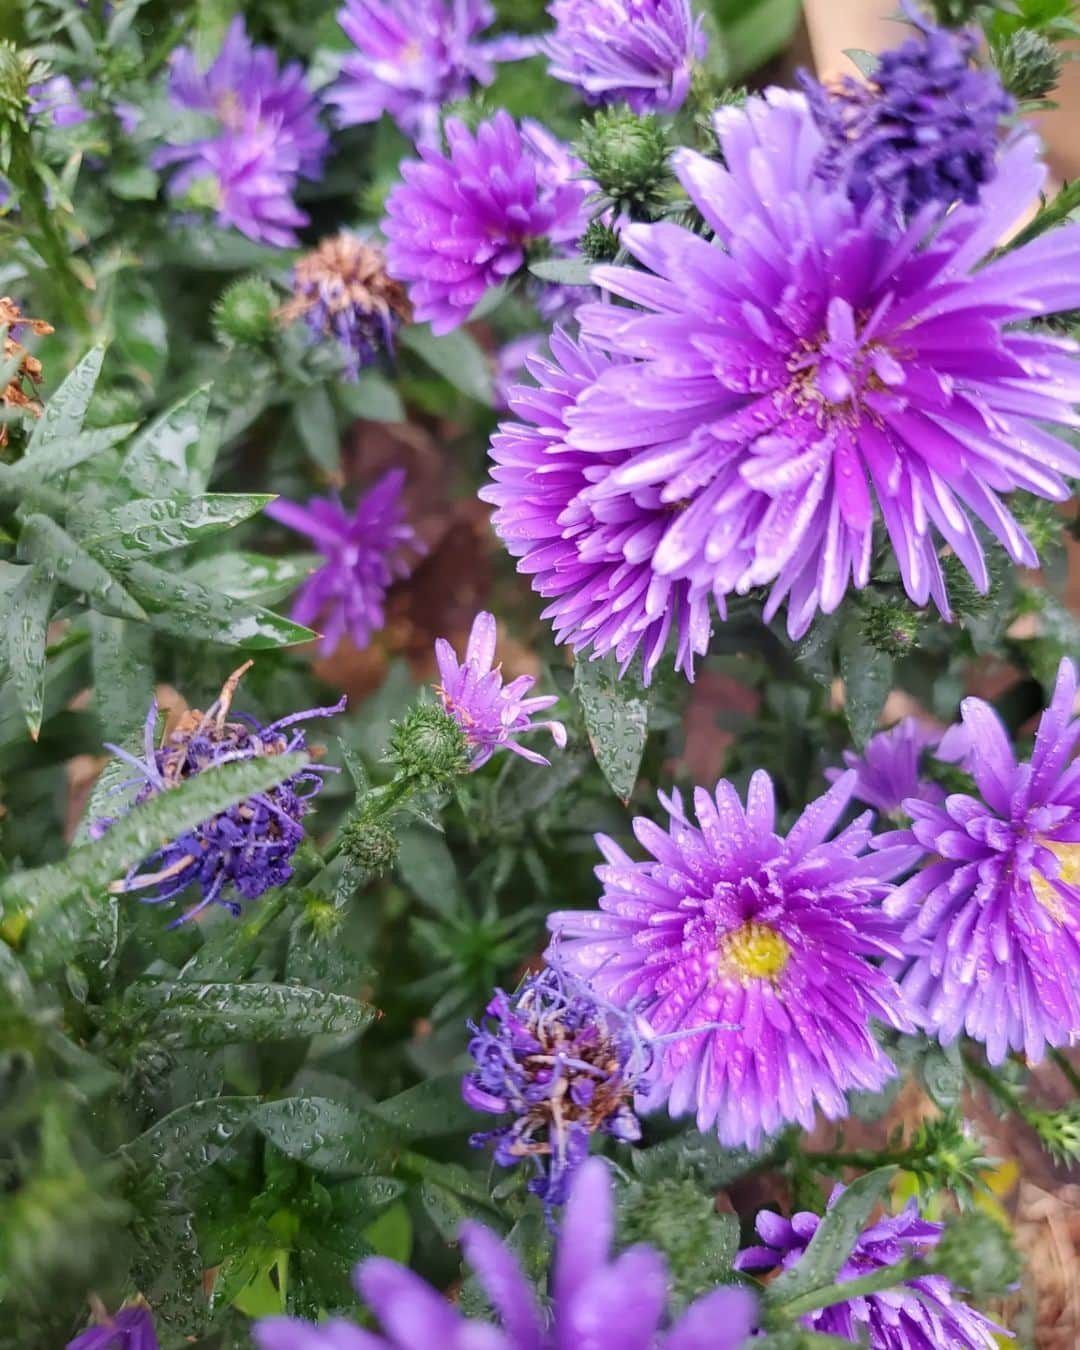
[[435, 610, 567, 769], [266, 469, 424, 656], [735, 1189, 1005, 1349], [0, 296, 52, 448], [883, 656, 1080, 1064], [154, 16, 328, 245], [92, 664, 343, 924], [29, 74, 89, 127], [569, 89, 1080, 640], [802, 7, 1012, 220], [280, 231, 412, 379], [383, 111, 592, 334], [544, 0, 706, 113], [464, 966, 650, 1211], [328, 0, 531, 146], [826, 717, 944, 818], [255, 1158, 758, 1349], [67, 1300, 159, 1350], [482, 328, 713, 683], [548, 771, 918, 1147]]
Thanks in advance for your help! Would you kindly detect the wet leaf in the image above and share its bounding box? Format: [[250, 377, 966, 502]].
[[112, 273, 168, 387], [25, 346, 105, 451], [573, 650, 647, 803], [121, 1097, 260, 1177], [253, 1098, 399, 1175], [838, 616, 892, 748], [181, 551, 318, 607], [77, 494, 274, 560], [1, 423, 136, 492], [528, 257, 593, 286], [292, 385, 340, 475], [18, 514, 146, 621], [395, 825, 465, 916], [399, 324, 493, 405], [2, 565, 56, 739], [373, 1074, 478, 1140], [125, 980, 377, 1046], [335, 370, 405, 423], [123, 385, 215, 496]]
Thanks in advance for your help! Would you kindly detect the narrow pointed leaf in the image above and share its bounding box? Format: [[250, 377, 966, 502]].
[[3, 423, 136, 491], [18, 514, 146, 621], [26, 346, 105, 450], [574, 650, 647, 803], [253, 1097, 399, 1174], [124, 980, 377, 1046], [76, 493, 275, 560], [399, 324, 493, 404], [120, 1097, 260, 1176], [3, 565, 56, 739], [181, 552, 318, 606], [123, 384, 214, 495]]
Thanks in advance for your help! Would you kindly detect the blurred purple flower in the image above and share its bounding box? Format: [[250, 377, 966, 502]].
[[92, 666, 343, 924], [154, 16, 328, 245], [328, 0, 532, 146], [266, 469, 423, 656], [493, 332, 545, 409], [255, 1158, 758, 1349], [544, 0, 706, 113], [826, 717, 945, 818], [30, 75, 90, 127], [883, 656, 1080, 1064], [801, 6, 1012, 220], [548, 770, 920, 1147], [435, 610, 566, 769], [736, 1188, 1006, 1348], [67, 1303, 159, 1350], [383, 111, 593, 334], [481, 327, 713, 684], [464, 966, 650, 1211], [569, 90, 1080, 640]]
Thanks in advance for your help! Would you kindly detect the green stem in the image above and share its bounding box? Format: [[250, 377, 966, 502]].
[[1049, 1047, 1080, 1098], [771, 1258, 922, 1322], [963, 1051, 1030, 1119], [8, 137, 90, 337], [804, 1147, 910, 1172]]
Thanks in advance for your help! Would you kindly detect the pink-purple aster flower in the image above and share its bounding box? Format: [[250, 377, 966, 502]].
[[328, 0, 531, 146], [435, 611, 567, 769], [882, 657, 1080, 1065], [383, 111, 593, 335], [463, 966, 650, 1211], [154, 16, 328, 246], [481, 329, 713, 683], [266, 469, 424, 657], [254, 1158, 758, 1349], [67, 1303, 159, 1350], [544, 0, 706, 114], [826, 717, 945, 818], [547, 770, 920, 1147], [29, 75, 90, 128], [91, 667, 344, 925], [801, 5, 1013, 221], [735, 1189, 1005, 1349], [568, 89, 1080, 641], [494, 333, 545, 409]]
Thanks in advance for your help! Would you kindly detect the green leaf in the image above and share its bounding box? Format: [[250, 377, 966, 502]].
[[919, 1042, 965, 1111], [765, 1167, 897, 1306], [838, 616, 892, 747], [112, 274, 168, 388], [181, 552, 318, 607], [528, 257, 593, 286], [18, 514, 146, 621], [123, 385, 215, 496], [122, 560, 316, 648], [843, 47, 879, 78], [363, 1200, 412, 1264], [399, 324, 493, 405], [26, 346, 105, 451], [395, 824, 465, 916], [292, 385, 340, 475], [0, 750, 309, 927], [2, 565, 56, 739], [335, 370, 406, 423], [574, 650, 647, 803], [373, 1074, 478, 1140], [125, 980, 376, 1047], [77, 494, 275, 559], [253, 1098, 399, 1175], [121, 1097, 259, 1176], [1, 422, 136, 492]]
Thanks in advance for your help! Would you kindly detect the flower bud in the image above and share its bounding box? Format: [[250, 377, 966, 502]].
[[861, 598, 921, 658], [212, 275, 278, 347], [580, 218, 621, 263], [387, 703, 469, 787], [993, 29, 1062, 102], [577, 108, 670, 218], [341, 815, 400, 877]]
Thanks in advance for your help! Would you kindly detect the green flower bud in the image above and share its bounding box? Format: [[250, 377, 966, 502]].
[[931, 1211, 1019, 1299], [577, 109, 670, 218], [1030, 1102, 1080, 1168], [388, 703, 469, 787], [0, 43, 45, 129], [993, 29, 1062, 102], [212, 275, 278, 348], [341, 815, 400, 876], [861, 598, 921, 658], [580, 218, 621, 264], [941, 553, 998, 618], [301, 894, 345, 940]]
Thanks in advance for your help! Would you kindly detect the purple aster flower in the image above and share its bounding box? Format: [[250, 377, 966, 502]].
[[265, 469, 424, 657], [328, 0, 532, 147], [92, 664, 343, 924], [154, 16, 328, 246], [383, 111, 593, 335], [30, 75, 90, 128], [882, 656, 1080, 1064], [493, 332, 545, 410], [463, 966, 650, 1211], [435, 610, 567, 769], [735, 1188, 1006, 1349], [801, 6, 1013, 221], [255, 1157, 758, 1349], [481, 328, 713, 683], [547, 770, 920, 1147], [67, 1303, 159, 1350], [544, 0, 706, 114], [281, 232, 412, 379], [826, 717, 945, 818]]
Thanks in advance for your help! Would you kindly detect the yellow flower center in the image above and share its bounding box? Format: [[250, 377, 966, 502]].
[[1031, 840, 1080, 922], [717, 920, 791, 984]]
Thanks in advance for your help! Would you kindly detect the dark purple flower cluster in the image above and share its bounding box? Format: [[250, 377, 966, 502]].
[[463, 966, 650, 1210], [281, 231, 412, 379], [93, 665, 344, 924], [736, 1189, 1005, 1349], [155, 17, 328, 245], [802, 7, 1013, 220]]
